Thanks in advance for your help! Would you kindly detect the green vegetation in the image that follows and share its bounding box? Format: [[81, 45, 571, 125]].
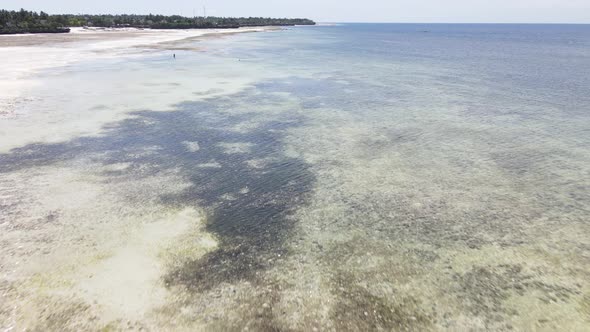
[[0, 9, 70, 34], [0, 8, 315, 34]]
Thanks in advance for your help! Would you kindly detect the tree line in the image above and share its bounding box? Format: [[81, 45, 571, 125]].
[[0, 9, 316, 34]]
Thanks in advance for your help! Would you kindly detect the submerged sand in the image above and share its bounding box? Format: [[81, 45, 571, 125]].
[[1, 25, 589, 332], [0, 27, 269, 331]]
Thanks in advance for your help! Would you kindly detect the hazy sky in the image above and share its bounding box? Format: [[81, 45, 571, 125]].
[[4, 0, 590, 23]]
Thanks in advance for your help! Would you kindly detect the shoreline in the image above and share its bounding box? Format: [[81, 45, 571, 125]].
[[0, 26, 277, 118], [0, 25, 302, 35]]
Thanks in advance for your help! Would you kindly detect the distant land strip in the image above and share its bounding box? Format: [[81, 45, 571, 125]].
[[0, 9, 316, 34]]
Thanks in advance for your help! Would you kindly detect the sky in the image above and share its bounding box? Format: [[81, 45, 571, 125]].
[[3, 0, 590, 23]]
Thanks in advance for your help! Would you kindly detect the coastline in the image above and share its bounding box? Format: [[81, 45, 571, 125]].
[[0, 26, 276, 118], [0, 26, 279, 155]]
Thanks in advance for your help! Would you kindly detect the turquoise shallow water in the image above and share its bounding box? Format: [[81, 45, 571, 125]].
[[1, 24, 590, 330]]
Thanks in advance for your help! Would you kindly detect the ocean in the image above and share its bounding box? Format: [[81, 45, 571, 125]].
[[1, 24, 589, 330]]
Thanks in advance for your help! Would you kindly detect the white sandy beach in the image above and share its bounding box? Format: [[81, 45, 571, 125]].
[[0, 26, 270, 111], [0, 26, 274, 153]]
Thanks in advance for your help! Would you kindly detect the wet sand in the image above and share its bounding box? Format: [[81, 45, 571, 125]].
[[0, 27, 277, 153], [0, 26, 274, 118]]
